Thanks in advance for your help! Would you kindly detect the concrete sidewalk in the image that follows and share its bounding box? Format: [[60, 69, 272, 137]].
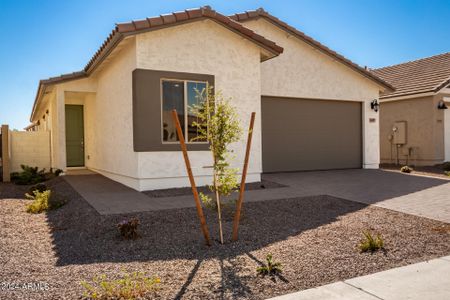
[[269, 256, 450, 300]]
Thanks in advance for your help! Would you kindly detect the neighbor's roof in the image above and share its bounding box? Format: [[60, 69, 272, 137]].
[[30, 6, 283, 121], [229, 8, 394, 91], [372, 52, 450, 99]]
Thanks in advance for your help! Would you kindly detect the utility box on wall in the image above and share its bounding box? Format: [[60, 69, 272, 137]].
[[393, 121, 407, 145]]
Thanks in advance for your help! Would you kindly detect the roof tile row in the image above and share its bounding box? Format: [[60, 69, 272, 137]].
[[372, 52, 450, 98]]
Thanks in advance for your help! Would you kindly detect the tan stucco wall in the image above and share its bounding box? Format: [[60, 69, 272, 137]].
[[35, 42, 136, 187], [86, 40, 138, 184], [134, 19, 262, 190], [379, 94, 446, 165], [240, 18, 382, 168], [10, 131, 51, 172], [243, 18, 382, 101]]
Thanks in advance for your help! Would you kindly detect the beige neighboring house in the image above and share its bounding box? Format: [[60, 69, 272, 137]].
[[373, 52, 450, 166], [28, 7, 392, 191]]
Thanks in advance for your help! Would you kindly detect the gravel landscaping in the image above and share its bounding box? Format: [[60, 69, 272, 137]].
[[381, 163, 450, 180], [1, 177, 450, 299]]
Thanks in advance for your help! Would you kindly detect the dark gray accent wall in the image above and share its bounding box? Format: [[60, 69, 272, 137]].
[[132, 69, 214, 152], [261, 96, 362, 172]]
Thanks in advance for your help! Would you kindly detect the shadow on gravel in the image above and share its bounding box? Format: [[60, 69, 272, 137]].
[[0, 182, 29, 199], [45, 178, 368, 266], [40, 175, 450, 299]]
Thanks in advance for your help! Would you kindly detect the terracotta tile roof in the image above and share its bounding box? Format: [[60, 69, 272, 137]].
[[230, 8, 394, 91], [85, 6, 283, 73], [31, 6, 283, 121], [372, 52, 450, 99]]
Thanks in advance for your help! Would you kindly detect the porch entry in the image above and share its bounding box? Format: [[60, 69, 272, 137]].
[[65, 105, 85, 167]]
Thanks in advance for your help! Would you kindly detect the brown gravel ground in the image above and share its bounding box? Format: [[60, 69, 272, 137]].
[[1, 177, 450, 300], [381, 163, 450, 180]]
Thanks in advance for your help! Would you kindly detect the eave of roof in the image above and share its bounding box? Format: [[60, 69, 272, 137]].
[[372, 52, 450, 99], [30, 6, 283, 122], [229, 8, 395, 92]]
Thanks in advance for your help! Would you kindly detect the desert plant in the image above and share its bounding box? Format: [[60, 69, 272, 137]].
[[191, 87, 242, 244], [442, 162, 450, 172], [400, 165, 413, 173], [257, 254, 282, 276], [117, 218, 140, 239], [25, 189, 66, 213], [445, 171, 450, 177], [359, 231, 384, 252], [26, 190, 51, 214], [27, 183, 48, 195], [11, 165, 46, 185], [81, 271, 160, 299], [54, 169, 63, 176]]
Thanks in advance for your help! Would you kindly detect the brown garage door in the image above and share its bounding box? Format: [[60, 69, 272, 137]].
[[262, 96, 362, 172]]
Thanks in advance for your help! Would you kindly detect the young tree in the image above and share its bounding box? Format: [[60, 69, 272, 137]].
[[191, 87, 242, 244]]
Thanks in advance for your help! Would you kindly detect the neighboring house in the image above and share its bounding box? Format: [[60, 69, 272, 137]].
[[28, 7, 392, 191], [373, 52, 450, 166]]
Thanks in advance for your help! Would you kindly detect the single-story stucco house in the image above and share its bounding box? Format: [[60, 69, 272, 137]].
[[27, 6, 392, 191], [372, 52, 450, 166]]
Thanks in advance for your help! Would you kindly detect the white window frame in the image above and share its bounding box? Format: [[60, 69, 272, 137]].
[[160, 78, 208, 144]]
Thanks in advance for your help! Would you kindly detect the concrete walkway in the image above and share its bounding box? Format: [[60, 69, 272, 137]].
[[64, 175, 198, 215], [64, 169, 450, 222], [268, 255, 450, 300]]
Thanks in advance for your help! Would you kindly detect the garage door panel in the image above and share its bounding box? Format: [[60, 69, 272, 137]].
[[262, 97, 362, 172]]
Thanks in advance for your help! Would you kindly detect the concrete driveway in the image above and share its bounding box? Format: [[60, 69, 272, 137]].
[[256, 169, 450, 223], [65, 169, 450, 222]]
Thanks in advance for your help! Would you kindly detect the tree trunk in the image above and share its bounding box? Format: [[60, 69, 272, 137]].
[[213, 165, 224, 244]]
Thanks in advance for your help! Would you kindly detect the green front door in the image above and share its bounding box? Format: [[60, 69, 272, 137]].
[[65, 105, 85, 167]]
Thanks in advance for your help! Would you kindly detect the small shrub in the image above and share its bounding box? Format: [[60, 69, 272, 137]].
[[117, 218, 140, 239], [27, 183, 48, 195], [54, 169, 63, 176], [442, 162, 450, 172], [11, 165, 46, 185], [445, 171, 450, 177], [359, 231, 384, 253], [25, 189, 67, 214], [26, 190, 51, 214], [400, 166, 413, 173], [81, 271, 160, 300], [257, 254, 282, 276]]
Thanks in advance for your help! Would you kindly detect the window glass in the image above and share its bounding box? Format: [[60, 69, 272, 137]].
[[187, 82, 207, 142], [162, 80, 184, 142]]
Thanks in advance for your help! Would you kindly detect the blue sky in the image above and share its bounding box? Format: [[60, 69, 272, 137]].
[[1, 0, 450, 130]]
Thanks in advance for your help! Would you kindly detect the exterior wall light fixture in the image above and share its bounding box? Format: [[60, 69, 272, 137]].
[[370, 99, 379, 112], [437, 100, 448, 110]]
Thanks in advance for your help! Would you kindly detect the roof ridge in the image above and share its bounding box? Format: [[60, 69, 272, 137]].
[[374, 51, 450, 71]]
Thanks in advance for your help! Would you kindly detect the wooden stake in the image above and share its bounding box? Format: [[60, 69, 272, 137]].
[[232, 112, 256, 241], [171, 110, 211, 246]]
